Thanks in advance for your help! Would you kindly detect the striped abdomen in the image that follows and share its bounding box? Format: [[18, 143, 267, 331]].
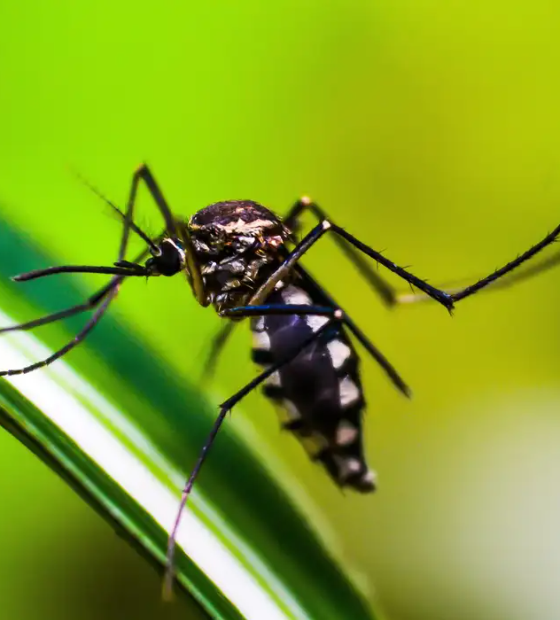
[[250, 284, 375, 492]]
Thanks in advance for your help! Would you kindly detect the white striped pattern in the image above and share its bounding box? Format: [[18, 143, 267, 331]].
[[335, 420, 359, 446], [252, 330, 271, 351], [339, 376, 360, 407], [327, 339, 352, 370]]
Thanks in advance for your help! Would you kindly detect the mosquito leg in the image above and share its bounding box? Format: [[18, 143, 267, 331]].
[[329, 212, 560, 305], [126, 164, 177, 236], [1, 237, 155, 338], [325, 223, 454, 308], [387, 245, 560, 306], [458, 249, 560, 295], [287, 197, 560, 308], [0, 281, 116, 334], [448, 221, 560, 303], [248, 221, 454, 311], [284, 197, 398, 307], [296, 264, 412, 396], [200, 321, 235, 383], [164, 318, 336, 598], [0, 293, 120, 376], [222, 303, 336, 318]]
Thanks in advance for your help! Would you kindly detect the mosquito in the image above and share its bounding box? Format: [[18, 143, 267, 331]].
[[1, 164, 559, 595]]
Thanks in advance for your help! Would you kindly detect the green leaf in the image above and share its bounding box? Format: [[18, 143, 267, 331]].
[[0, 213, 379, 619]]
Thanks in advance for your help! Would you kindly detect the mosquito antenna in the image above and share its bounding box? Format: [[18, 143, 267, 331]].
[[71, 169, 160, 254]]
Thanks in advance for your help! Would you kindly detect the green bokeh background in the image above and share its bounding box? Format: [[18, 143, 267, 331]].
[[2, 1, 560, 619]]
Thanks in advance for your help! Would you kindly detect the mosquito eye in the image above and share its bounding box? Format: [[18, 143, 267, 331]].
[[145, 241, 183, 276], [157, 252, 181, 276]]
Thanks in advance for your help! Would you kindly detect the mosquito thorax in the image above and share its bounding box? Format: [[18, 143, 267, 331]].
[[188, 200, 290, 312]]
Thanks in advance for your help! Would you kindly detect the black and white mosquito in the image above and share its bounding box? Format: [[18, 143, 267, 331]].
[[2, 164, 559, 594]]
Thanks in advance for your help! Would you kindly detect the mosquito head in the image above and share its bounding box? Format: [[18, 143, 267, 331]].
[[188, 200, 289, 259], [145, 238, 186, 277]]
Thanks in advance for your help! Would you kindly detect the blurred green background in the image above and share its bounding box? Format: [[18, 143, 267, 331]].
[[1, 1, 560, 619]]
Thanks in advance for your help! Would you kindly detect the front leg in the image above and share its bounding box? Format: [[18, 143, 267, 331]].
[[128, 164, 207, 305], [164, 317, 336, 598]]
